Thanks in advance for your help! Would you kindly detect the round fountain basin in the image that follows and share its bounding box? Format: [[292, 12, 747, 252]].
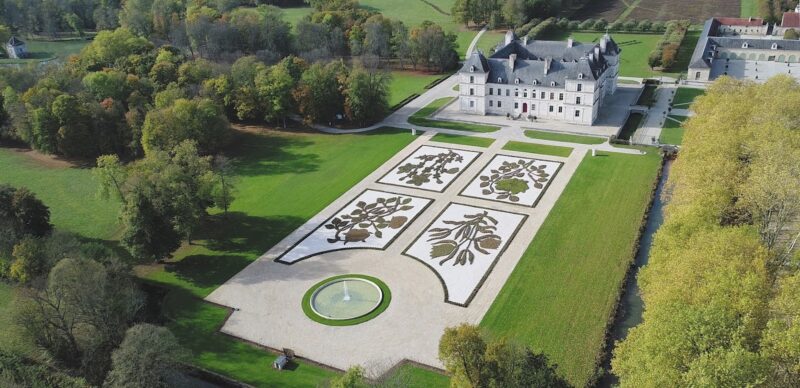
[[309, 278, 383, 320]]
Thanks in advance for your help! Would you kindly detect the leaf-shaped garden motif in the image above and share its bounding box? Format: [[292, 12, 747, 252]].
[[397, 150, 464, 187], [427, 211, 503, 266], [324, 196, 413, 245]]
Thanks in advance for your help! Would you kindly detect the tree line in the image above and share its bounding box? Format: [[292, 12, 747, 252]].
[[612, 76, 800, 386], [0, 186, 187, 387]]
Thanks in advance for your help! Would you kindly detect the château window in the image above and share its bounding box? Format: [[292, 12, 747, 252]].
[[541, 92, 545, 99], [470, 76, 474, 83], [497, 77, 503, 83], [742, 42, 749, 49], [559, 93, 564, 101], [514, 102, 519, 109], [550, 92, 555, 100], [489, 88, 493, 95], [549, 105, 554, 112], [558, 106, 563, 113], [515, 78, 520, 84], [551, 81, 556, 86], [577, 84, 583, 92], [498, 101, 502, 108], [578, 73, 584, 80], [469, 101, 474, 108], [506, 89, 510, 96], [515, 89, 519, 97], [523, 90, 528, 98], [470, 88, 474, 95], [576, 96, 581, 104], [489, 100, 493, 107], [470, 65, 475, 72], [575, 110, 580, 117], [771, 43, 778, 50]]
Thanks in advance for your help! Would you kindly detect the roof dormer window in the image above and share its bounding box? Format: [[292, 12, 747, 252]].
[[742, 42, 749, 49], [514, 78, 520, 84], [470, 65, 475, 72], [532, 79, 538, 85], [578, 73, 584, 80], [497, 77, 503, 83], [771, 43, 778, 50], [550, 81, 556, 87]]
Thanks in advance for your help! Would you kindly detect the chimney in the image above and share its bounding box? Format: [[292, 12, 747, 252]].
[[544, 58, 551, 75], [504, 30, 514, 46], [600, 34, 608, 53], [523, 36, 528, 46], [509, 53, 517, 71], [567, 38, 574, 48], [594, 46, 600, 61]]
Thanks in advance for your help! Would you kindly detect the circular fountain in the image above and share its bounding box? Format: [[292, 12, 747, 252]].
[[303, 275, 390, 325]]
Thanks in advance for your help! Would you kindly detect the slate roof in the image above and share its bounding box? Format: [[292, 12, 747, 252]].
[[7, 36, 24, 47], [459, 34, 620, 86], [689, 18, 800, 70]]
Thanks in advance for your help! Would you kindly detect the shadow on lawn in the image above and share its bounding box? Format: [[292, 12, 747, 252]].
[[228, 131, 321, 177]]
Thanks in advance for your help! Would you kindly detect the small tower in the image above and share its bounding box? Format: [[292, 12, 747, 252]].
[[5, 36, 26, 59]]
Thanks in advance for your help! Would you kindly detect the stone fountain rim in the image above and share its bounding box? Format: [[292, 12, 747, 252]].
[[309, 277, 384, 321]]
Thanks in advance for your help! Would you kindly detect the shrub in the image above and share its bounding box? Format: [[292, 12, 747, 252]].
[[579, 18, 595, 30], [527, 17, 557, 39], [785, 28, 799, 40], [652, 21, 666, 32], [648, 49, 663, 68], [638, 19, 652, 32], [556, 18, 569, 29], [609, 21, 623, 31], [623, 20, 638, 31], [593, 19, 608, 31], [568, 20, 580, 30]]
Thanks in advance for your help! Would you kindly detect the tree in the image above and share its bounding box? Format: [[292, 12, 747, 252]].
[[120, 189, 183, 262], [141, 98, 230, 154], [8, 237, 47, 284], [785, 28, 800, 40], [105, 324, 187, 388], [439, 324, 488, 387], [294, 61, 348, 124], [329, 365, 368, 388], [211, 155, 236, 217], [255, 63, 296, 127], [410, 21, 459, 72], [344, 68, 390, 126], [80, 28, 153, 70], [119, 0, 154, 37]]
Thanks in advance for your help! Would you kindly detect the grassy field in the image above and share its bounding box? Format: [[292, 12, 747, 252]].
[[524, 129, 606, 145], [741, 0, 758, 17], [0, 39, 89, 64], [502, 140, 573, 158], [142, 127, 418, 386], [280, 6, 313, 26], [545, 31, 696, 78], [475, 30, 506, 55], [0, 147, 120, 240], [572, 0, 741, 22], [671, 87, 705, 107], [481, 147, 662, 386], [409, 97, 501, 133], [430, 133, 495, 147], [401, 365, 450, 387], [388, 71, 443, 107], [659, 115, 688, 145]]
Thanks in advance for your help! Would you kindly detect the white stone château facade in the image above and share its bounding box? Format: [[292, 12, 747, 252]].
[[458, 31, 621, 125]]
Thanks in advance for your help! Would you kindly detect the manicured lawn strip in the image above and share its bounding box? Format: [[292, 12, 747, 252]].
[[430, 133, 495, 147], [388, 71, 442, 106], [400, 365, 450, 387], [523, 129, 606, 145], [481, 148, 662, 386], [301, 275, 392, 326], [144, 127, 416, 384], [502, 140, 573, 157], [659, 115, 687, 145], [741, 0, 759, 17], [671, 87, 705, 106], [0, 148, 120, 240], [409, 98, 500, 133]]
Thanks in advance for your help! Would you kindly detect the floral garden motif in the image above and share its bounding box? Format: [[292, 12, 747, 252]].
[[276, 190, 431, 264], [403, 203, 527, 306], [461, 155, 562, 207], [379, 146, 481, 192], [428, 211, 503, 266], [324, 197, 414, 245]]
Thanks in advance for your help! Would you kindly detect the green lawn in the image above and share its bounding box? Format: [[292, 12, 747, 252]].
[[741, 0, 759, 17], [671, 87, 705, 107], [430, 133, 495, 147], [502, 140, 573, 158], [546, 31, 694, 78], [481, 148, 662, 386], [0, 39, 88, 64], [280, 6, 312, 26], [0, 148, 120, 240], [475, 30, 506, 55], [388, 71, 442, 107], [409, 98, 501, 133], [659, 115, 687, 145], [400, 365, 450, 387], [0, 283, 15, 350], [523, 129, 606, 145], [143, 127, 417, 386]]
